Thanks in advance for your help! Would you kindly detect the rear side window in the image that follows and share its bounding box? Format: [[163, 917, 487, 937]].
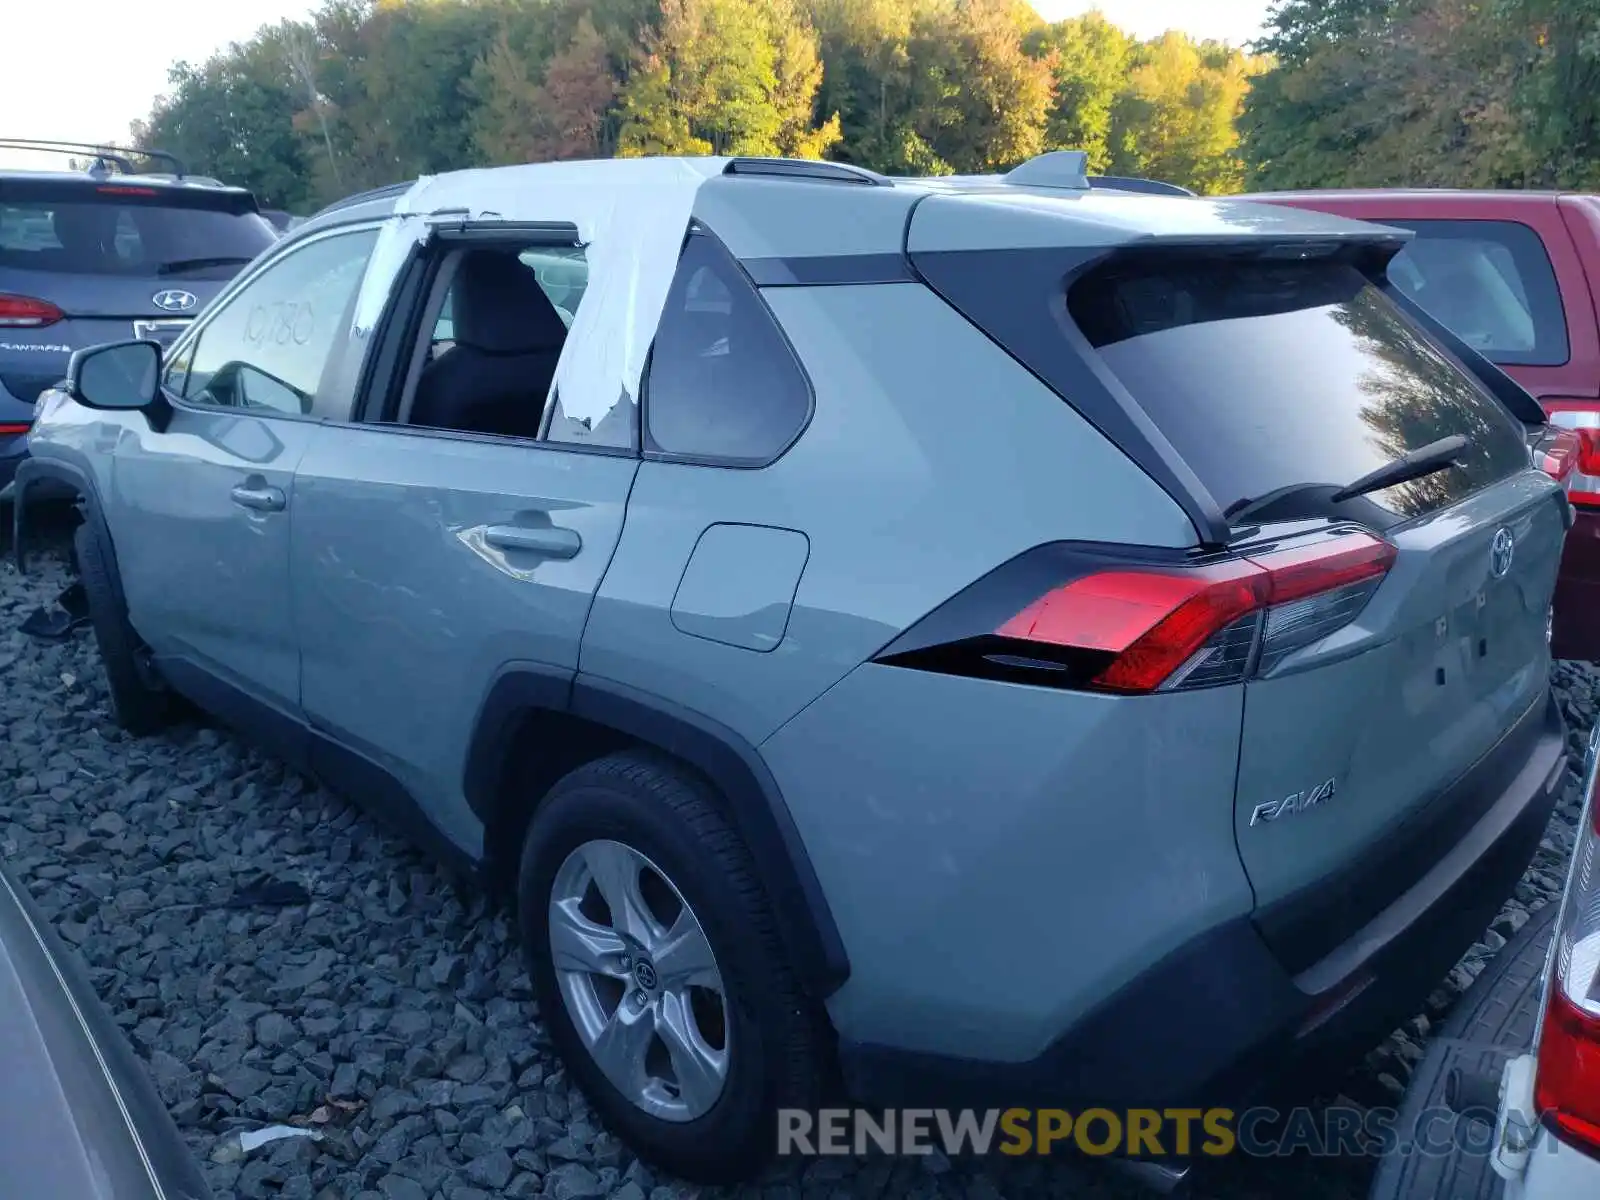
[[643, 233, 810, 465], [0, 190, 275, 279], [1383, 219, 1568, 366], [1068, 254, 1531, 522]]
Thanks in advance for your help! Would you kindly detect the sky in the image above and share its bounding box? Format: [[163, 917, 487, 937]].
[[1, 0, 1271, 169]]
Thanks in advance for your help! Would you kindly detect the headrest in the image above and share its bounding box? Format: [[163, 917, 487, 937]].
[[450, 250, 569, 356]]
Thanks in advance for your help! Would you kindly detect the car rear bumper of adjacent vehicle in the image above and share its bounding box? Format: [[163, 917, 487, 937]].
[[1553, 507, 1600, 661], [833, 689, 1565, 1118]]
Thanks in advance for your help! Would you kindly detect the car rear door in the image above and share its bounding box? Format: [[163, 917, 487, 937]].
[[110, 224, 381, 746], [287, 220, 637, 856]]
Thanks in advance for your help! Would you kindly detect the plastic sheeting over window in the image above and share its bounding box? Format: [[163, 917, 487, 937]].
[[377, 157, 725, 449]]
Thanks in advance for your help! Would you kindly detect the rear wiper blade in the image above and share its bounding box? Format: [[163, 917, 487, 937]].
[[1329, 434, 1471, 503], [156, 256, 253, 276], [1225, 434, 1471, 527]]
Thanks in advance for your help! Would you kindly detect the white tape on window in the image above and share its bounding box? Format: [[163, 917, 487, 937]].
[[390, 158, 725, 445]]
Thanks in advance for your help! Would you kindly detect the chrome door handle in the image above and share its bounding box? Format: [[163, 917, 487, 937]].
[[483, 524, 581, 559], [230, 482, 286, 512]]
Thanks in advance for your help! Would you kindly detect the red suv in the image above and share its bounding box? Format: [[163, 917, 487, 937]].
[[1253, 190, 1600, 659]]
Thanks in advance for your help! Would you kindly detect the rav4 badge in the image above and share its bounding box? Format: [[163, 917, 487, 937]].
[[1250, 777, 1337, 827]]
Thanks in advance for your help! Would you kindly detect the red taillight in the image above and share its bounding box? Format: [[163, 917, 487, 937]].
[[1000, 531, 1396, 694], [0, 423, 30, 436], [1538, 428, 1582, 484], [1545, 403, 1600, 507], [95, 185, 158, 196], [0, 294, 64, 328], [1579, 429, 1600, 479], [1533, 732, 1600, 1154]]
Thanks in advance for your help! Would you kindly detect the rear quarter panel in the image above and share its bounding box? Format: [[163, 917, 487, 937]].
[[581, 280, 1199, 744]]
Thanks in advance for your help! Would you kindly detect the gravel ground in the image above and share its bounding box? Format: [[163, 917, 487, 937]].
[[0, 512, 1593, 1200]]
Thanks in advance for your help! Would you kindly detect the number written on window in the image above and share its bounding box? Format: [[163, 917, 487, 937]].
[[175, 229, 379, 415]]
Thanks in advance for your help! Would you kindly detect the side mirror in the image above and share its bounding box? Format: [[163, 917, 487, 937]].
[[68, 340, 164, 413]]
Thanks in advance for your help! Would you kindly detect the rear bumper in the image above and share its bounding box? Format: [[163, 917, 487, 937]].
[[838, 689, 1566, 1113], [1553, 507, 1600, 660]]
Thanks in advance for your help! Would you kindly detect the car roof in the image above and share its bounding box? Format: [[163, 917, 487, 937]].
[[292, 155, 1403, 263]]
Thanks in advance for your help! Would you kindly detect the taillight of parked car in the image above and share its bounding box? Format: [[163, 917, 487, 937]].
[[875, 529, 1397, 695], [1533, 726, 1600, 1155], [1545, 402, 1600, 508], [1533, 426, 1582, 486], [0, 294, 64, 328]]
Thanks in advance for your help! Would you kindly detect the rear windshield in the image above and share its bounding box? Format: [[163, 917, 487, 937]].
[[1068, 255, 1532, 522], [0, 190, 275, 279]]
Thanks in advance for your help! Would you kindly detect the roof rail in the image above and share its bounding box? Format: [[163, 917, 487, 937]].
[[0, 138, 187, 177], [309, 180, 415, 220], [723, 158, 890, 187], [1004, 150, 1090, 191], [1087, 174, 1196, 198]]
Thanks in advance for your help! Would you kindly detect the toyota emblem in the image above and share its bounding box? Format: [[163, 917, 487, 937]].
[[151, 289, 198, 313], [1489, 527, 1515, 579]]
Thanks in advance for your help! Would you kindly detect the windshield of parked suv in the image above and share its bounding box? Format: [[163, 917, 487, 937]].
[[0, 189, 275, 279], [1068, 253, 1532, 522]]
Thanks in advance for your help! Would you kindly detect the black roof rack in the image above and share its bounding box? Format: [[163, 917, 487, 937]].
[[0, 138, 187, 178], [309, 180, 415, 220], [723, 158, 890, 187], [1086, 174, 1195, 197]]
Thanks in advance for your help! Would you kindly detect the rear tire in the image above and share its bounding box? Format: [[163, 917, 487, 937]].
[[74, 522, 169, 735], [1368, 901, 1558, 1200], [517, 750, 829, 1184]]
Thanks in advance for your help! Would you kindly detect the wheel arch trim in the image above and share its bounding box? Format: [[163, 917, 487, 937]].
[[464, 666, 851, 999], [13, 459, 124, 607]]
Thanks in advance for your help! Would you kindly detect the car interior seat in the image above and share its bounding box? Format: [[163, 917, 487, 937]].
[[411, 249, 569, 439]]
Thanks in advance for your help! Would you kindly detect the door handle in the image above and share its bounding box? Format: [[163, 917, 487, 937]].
[[483, 524, 581, 559], [230, 482, 286, 513]]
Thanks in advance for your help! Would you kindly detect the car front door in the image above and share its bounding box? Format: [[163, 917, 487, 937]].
[[288, 224, 638, 856], [110, 225, 381, 744]]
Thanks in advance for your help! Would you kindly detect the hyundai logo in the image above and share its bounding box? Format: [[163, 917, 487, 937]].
[[1490, 527, 1515, 579], [151, 289, 198, 313]]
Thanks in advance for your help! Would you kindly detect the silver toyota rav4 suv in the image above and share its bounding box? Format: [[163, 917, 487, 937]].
[[12, 152, 1576, 1186]]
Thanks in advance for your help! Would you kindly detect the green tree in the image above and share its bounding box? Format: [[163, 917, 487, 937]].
[[807, 0, 954, 174], [307, 0, 501, 196], [616, 0, 840, 158], [1507, 0, 1600, 187], [474, 14, 619, 162], [1240, 0, 1538, 189], [931, 0, 1054, 172], [133, 34, 316, 210], [1027, 12, 1134, 171], [1110, 34, 1261, 193], [1239, 0, 1396, 189]]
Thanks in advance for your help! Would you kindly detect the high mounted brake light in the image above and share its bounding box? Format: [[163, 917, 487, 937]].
[[1533, 728, 1600, 1154], [875, 530, 1397, 694], [0, 294, 64, 328]]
